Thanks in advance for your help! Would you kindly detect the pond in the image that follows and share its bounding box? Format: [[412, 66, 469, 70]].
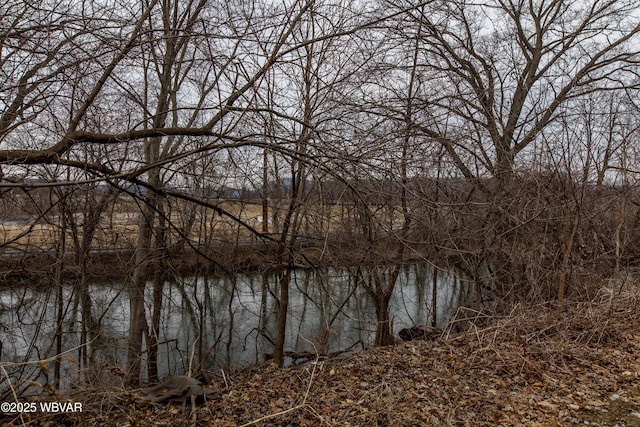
[[0, 263, 469, 395]]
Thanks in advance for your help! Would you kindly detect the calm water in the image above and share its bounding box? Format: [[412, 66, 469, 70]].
[[0, 263, 468, 393]]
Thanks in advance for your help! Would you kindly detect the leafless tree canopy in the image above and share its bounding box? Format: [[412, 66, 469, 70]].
[[1, 0, 640, 387]]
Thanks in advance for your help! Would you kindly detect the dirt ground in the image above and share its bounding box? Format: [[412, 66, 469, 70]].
[[3, 284, 640, 426]]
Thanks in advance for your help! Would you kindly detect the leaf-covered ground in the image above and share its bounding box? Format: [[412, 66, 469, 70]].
[[5, 285, 640, 426]]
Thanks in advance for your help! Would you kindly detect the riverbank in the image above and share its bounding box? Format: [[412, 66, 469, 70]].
[[0, 237, 441, 288], [7, 282, 640, 426]]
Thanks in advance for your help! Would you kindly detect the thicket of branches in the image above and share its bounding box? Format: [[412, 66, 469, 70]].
[[1, 0, 640, 390]]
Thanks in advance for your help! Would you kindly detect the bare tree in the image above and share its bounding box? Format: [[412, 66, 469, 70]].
[[2, 0, 640, 397], [369, 0, 640, 304], [396, 0, 640, 183]]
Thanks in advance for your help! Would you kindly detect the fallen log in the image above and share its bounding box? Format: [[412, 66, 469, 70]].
[[140, 376, 220, 404]]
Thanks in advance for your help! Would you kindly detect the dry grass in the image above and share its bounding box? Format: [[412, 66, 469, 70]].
[[0, 201, 355, 247]]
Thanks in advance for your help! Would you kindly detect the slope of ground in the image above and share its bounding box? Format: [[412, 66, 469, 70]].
[[4, 284, 640, 426]]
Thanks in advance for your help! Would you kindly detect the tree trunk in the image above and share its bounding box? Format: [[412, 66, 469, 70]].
[[147, 201, 166, 382], [126, 199, 156, 387], [147, 261, 164, 382], [431, 268, 438, 328], [370, 267, 400, 347], [272, 267, 291, 366], [54, 205, 66, 390], [374, 291, 394, 346]]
